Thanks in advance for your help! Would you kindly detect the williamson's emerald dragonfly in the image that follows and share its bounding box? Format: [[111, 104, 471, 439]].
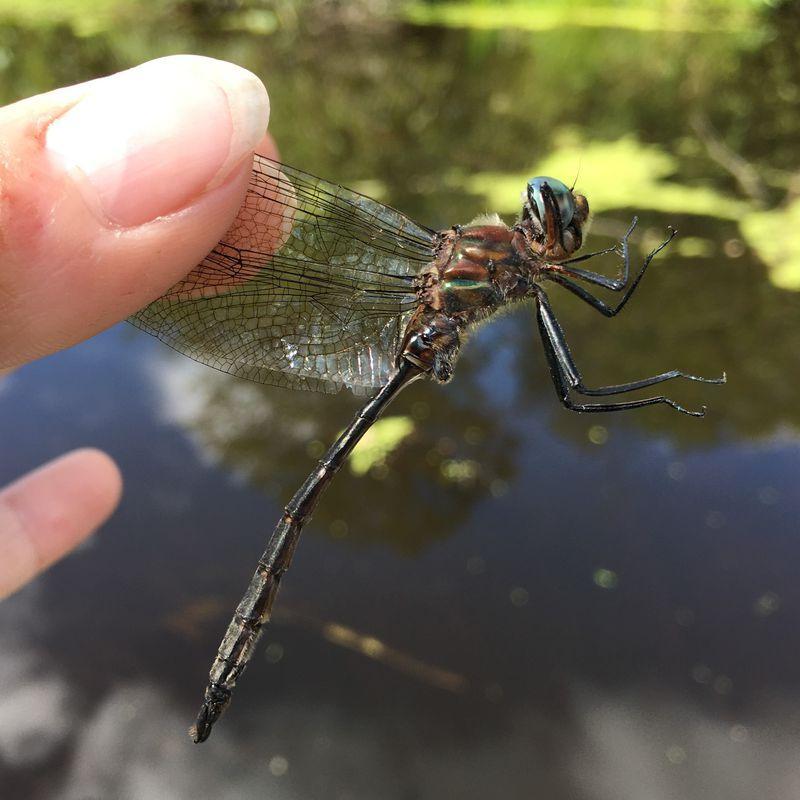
[[130, 154, 725, 742]]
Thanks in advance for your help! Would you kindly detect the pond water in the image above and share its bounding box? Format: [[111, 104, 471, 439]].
[[1, 2, 799, 798]]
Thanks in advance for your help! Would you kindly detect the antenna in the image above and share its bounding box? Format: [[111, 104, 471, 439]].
[[570, 155, 583, 192]]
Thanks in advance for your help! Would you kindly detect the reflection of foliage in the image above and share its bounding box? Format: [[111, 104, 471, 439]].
[[741, 199, 800, 290], [696, 0, 800, 178], [161, 361, 517, 555], [349, 415, 415, 476], [0, 0, 124, 35], [458, 134, 748, 218], [404, 0, 764, 33], [1, 0, 798, 446]]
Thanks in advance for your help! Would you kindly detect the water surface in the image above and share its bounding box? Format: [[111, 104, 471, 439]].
[[1, 3, 799, 798]]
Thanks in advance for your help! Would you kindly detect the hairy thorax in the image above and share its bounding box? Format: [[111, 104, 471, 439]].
[[403, 221, 543, 382]]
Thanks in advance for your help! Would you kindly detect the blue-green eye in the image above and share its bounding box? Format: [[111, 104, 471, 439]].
[[526, 176, 575, 227]]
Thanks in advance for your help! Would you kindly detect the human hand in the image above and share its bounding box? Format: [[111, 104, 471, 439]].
[[0, 55, 272, 599]]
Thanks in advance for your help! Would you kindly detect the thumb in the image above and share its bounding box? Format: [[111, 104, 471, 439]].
[[0, 55, 270, 368]]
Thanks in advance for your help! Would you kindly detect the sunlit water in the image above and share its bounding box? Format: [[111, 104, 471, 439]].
[[1, 3, 799, 798]]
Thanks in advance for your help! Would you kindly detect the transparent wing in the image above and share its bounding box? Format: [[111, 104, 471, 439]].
[[130, 155, 438, 394]]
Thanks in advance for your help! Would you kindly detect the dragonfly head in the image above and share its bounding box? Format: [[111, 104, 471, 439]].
[[522, 176, 589, 259], [526, 177, 575, 227]]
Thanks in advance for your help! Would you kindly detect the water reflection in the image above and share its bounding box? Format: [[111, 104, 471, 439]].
[[6, 589, 800, 800], [148, 354, 517, 555], [1, 1, 799, 798], [0, 590, 74, 769]]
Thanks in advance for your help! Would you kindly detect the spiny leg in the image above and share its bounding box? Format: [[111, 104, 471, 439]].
[[536, 289, 725, 394], [550, 224, 677, 306], [534, 288, 721, 416], [554, 217, 639, 291]]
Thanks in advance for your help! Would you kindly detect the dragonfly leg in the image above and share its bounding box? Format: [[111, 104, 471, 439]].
[[534, 288, 722, 416], [546, 224, 677, 308], [555, 243, 620, 269], [191, 359, 421, 743], [552, 217, 638, 290]]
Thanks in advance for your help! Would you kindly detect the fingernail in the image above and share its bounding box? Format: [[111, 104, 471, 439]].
[[45, 55, 269, 227]]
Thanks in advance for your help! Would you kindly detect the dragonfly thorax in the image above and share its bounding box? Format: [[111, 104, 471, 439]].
[[439, 224, 534, 314], [401, 222, 541, 384]]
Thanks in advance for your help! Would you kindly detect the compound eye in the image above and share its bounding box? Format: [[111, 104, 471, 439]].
[[527, 176, 575, 228]]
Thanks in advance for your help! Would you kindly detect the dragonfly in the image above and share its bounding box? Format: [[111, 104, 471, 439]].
[[130, 154, 725, 742]]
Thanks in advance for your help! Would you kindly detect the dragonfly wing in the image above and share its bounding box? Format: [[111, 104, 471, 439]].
[[130, 156, 436, 394]]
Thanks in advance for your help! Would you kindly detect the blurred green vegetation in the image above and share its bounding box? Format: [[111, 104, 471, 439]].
[[1, 0, 798, 474], [157, 363, 518, 554], [349, 416, 416, 476], [404, 0, 769, 32], [460, 135, 748, 218]]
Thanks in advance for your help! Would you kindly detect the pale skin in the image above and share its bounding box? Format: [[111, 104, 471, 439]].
[[0, 55, 274, 599]]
